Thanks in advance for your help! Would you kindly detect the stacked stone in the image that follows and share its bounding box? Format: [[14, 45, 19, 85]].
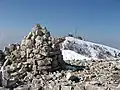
[[0, 50, 5, 68], [2, 24, 65, 88]]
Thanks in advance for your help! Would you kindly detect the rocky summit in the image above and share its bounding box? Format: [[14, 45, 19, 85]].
[[0, 24, 86, 90], [0, 24, 120, 90], [0, 24, 69, 89]]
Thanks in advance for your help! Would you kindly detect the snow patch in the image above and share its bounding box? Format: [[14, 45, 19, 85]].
[[62, 50, 91, 60]]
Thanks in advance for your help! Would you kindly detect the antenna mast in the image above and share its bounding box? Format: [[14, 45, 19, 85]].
[[74, 28, 77, 37]]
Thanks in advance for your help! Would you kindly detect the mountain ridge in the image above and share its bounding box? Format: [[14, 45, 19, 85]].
[[61, 36, 120, 60]]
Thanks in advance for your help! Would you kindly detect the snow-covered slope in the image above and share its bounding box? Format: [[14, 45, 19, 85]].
[[62, 37, 120, 60], [62, 50, 91, 60]]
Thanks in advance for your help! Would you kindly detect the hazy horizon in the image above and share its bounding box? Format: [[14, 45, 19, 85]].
[[0, 0, 120, 49]]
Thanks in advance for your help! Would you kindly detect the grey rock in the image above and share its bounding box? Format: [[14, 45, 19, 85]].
[[21, 51, 26, 58], [44, 86, 52, 90], [14, 85, 29, 90], [69, 76, 80, 83], [85, 83, 98, 90], [32, 65, 37, 71], [55, 72, 63, 78], [29, 53, 34, 58], [89, 81, 102, 86], [32, 24, 42, 31], [115, 64, 120, 70], [35, 39, 42, 46], [8, 44, 16, 52], [17, 63, 23, 69], [53, 85, 60, 90], [11, 72, 18, 77], [25, 40, 33, 48], [61, 85, 73, 90], [41, 29, 47, 34], [35, 30, 43, 36], [32, 49, 39, 54], [0, 50, 5, 68], [0, 71, 2, 86], [26, 48, 32, 58], [4, 47, 10, 55], [1, 64, 10, 87], [0, 87, 9, 90], [26, 32, 33, 39], [66, 72, 80, 83], [74, 85, 85, 90]]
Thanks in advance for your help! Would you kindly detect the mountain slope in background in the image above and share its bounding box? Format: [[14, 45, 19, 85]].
[[61, 36, 120, 60]]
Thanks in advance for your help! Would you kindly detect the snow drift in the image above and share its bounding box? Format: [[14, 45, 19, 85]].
[[62, 50, 91, 60]]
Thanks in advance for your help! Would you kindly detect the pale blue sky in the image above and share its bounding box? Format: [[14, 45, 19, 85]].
[[0, 0, 120, 49]]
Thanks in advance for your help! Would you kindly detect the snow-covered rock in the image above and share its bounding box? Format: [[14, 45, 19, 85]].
[[62, 36, 120, 60]]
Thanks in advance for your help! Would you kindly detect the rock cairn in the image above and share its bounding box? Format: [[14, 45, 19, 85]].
[[1, 24, 66, 88]]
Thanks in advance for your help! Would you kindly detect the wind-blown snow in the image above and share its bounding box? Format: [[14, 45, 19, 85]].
[[62, 37, 120, 60]]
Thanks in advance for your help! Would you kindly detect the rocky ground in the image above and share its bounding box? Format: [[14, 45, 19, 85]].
[[1, 59, 120, 90], [0, 24, 120, 90]]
